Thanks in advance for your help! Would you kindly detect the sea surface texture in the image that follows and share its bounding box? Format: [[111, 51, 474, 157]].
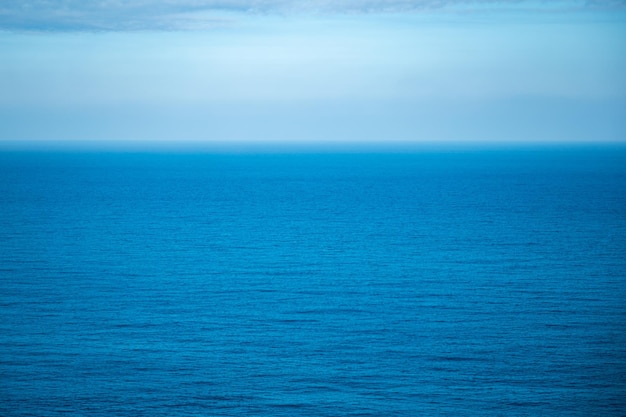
[[1, 147, 625, 416]]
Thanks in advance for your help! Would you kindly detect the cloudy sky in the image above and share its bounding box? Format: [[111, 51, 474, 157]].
[[1, 0, 625, 147]]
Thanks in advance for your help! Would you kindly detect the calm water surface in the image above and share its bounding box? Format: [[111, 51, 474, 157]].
[[1, 147, 625, 416]]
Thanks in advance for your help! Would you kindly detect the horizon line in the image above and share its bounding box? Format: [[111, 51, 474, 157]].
[[2, 139, 625, 154]]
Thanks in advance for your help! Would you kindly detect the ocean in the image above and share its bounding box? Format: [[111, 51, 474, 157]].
[[1, 146, 625, 416]]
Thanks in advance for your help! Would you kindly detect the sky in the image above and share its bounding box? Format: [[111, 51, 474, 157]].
[[1, 0, 625, 148]]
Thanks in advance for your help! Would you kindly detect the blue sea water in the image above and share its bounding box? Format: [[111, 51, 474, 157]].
[[1, 146, 625, 416]]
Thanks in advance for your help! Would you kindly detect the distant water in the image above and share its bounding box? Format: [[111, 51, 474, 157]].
[[1, 147, 625, 416]]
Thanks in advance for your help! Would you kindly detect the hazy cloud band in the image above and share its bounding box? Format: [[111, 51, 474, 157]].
[[1, 0, 625, 31]]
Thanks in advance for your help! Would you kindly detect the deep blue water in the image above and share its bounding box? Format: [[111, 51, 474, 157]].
[[1, 147, 625, 416]]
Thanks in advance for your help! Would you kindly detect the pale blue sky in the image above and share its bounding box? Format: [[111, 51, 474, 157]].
[[1, 1, 625, 147]]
